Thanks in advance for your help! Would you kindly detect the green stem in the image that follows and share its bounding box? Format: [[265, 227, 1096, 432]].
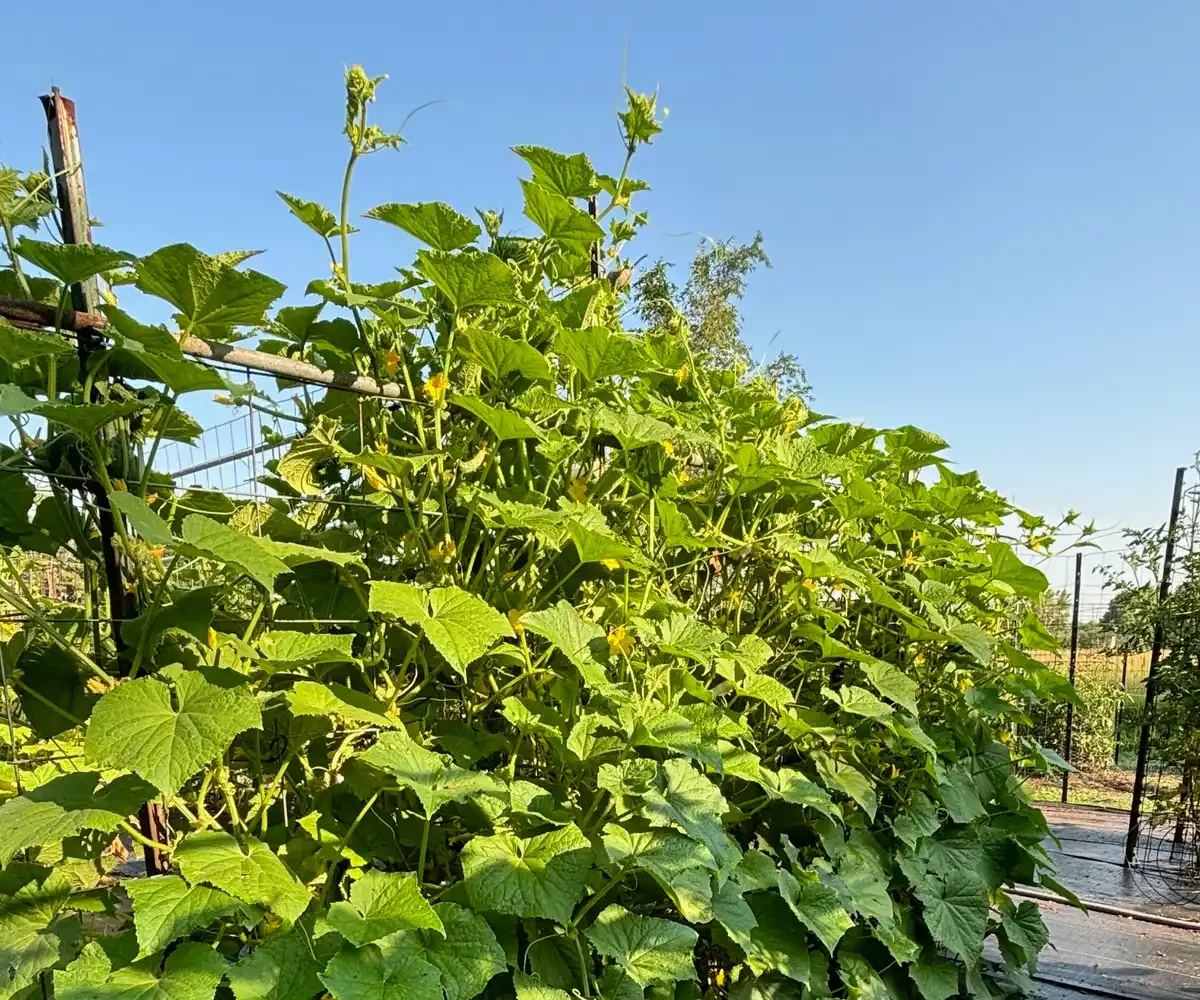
[[118, 819, 172, 854], [417, 814, 431, 885], [322, 790, 380, 903]]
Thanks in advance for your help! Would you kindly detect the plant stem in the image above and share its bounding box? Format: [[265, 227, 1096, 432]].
[[417, 814, 431, 885], [118, 819, 172, 854]]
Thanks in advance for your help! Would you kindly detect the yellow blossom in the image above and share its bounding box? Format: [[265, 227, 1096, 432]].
[[999, 729, 1013, 745], [213, 394, 232, 405], [384, 349, 402, 375], [1030, 538, 1044, 553], [112, 479, 127, 492], [802, 579, 818, 592], [831, 582, 844, 592], [714, 969, 726, 988], [363, 467, 387, 492], [145, 493, 160, 505], [423, 371, 450, 405], [674, 363, 689, 387], [429, 536, 458, 563], [607, 625, 634, 657], [374, 438, 389, 454], [207, 628, 219, 649], [567, 476, 588, 505], [123, 579, 138, 596], [889, 764, 901, 778], [86, 677, 110, 695], [507, 609, 525, 634], [903, 552, 918, 567], [662, 440, 675, 457], [728, 588, 742, 605], [674, 468, 690, 486], [146, 545, 165, 561], [600, 558, 621, 571]]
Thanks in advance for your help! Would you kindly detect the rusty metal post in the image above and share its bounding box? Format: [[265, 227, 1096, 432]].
[[1114, 650, 1129, 766], [1125, 466, 1187, 866], [41, 89, 169, 874]]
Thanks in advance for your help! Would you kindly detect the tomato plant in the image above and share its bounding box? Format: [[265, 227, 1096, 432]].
[[0, 67, 1078, 1000]]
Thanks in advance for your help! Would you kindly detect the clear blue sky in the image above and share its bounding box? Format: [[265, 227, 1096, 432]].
[[3, 1, 1198, 541]]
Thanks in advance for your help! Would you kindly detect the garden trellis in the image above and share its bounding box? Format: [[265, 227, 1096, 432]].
[[0, 70, 1119, 1000]]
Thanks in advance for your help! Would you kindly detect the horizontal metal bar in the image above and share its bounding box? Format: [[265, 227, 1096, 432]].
[[168, 434, 300, 478], [1008, 886, 1200, 931]]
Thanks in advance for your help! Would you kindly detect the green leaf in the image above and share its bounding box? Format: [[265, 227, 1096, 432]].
[[37, 399, 141, 435], [745, 893, 811, 985], [256, 631, 355, 668], [759, 767, 838, 821], [136, 243, 286, 337], [513, 146, 601, 198], [175, 830, 312, 926], [14, 237, 133, 285], [602, 825, 715, 922], [228, 926, 334, 1000], [326, 870, 443, 945], [892, 792, 941, 849], [585, 905, 698, 987], [522, 181, 604, 254], [521, 600, 609, 686], [0, 771, 156, 865], [179, 515, 292, 591], [908, 951, 961, 1000], [567, 521, 642, 567], [57, 941, 228, 1000], [277, 192, 341, 239], [125, 875, 240, 958], [711, 879, 758, 951], [0, 320, 73, 364], [359, 730, 500, 818], [458, 328, 552, 382], [912, 869, 989, 963], [415, 249, 517, 310], [514, 971, 573, 1000], [320, 943, 442, 1000], [591, 406, 675, 450], [987, 541, 1048, 598], [0, 864, 71, 994], [418, 902, 507, 1000], [460, 822, 592, 922], [813, 753, 877, 820], [1001, 899, 1049, 957], [641, 758, 731, 868], [947, 623, 995, 666], [862, 661, 919, 716], [16, 642, 99, 738], [369, 582, 513, 678], [826, 685, 893, 722], [109, 491, 174, 546], [777, 869, 854, 955], [85, 667, 261, 795], [287, 681, 398, 729], [937, 763, 986, 823], [554, 328, 644, 382], [366, 202, 481, 251], [277, 438, 336, 495], [450, 394, 543, 441]]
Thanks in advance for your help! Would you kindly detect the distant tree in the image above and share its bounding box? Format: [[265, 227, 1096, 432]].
[[633, 234, 811, 400]]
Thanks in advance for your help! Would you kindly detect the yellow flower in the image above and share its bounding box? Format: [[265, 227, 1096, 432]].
[[831, 582, 844, 592], [363, 467, 387, 492], [999, 729, 1013, 745], [903, 552, 918, 568], [661, 440, 675, 457], [674, 363, 689, 387], [207, 628, 219, 649], [384, 349, 402, 375], [1030, 538, 1044, 553], [714, 969, 726, 988], [889, 764, 901, 778], [600, 558, 621, 571], [507, 609, 525, 634], [146, 545, 165, 561], [423, 371, 450, 405], [728, 588, 742, 606], [607, 625, 634, 657], [674, 468, 690, 486], [123, 579, 138, 596], [145, 493, 160, 505], [213, 394, 232, 405], [567, 476, 588, 505], [374, 438, 389, 455], [429, 536, 458, 563], [802, 579, 818, 592], [86, 676, 110, 695], [112, 479, 127, 492]]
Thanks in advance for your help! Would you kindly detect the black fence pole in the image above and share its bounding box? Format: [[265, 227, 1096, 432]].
[[1114, 650, 1129, 767], [1124, 466, 1186, 866], [1062, 553, 1083, 803]]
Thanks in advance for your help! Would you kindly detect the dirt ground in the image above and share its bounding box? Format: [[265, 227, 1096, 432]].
[[1029, 768, 1180, 810]]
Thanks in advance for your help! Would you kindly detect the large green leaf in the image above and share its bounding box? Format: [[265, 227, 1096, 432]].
[[38, 399, 141, 435], [987, 541, 1048, 597], [908, 951, 961, 1000], [125, 875, 240, 958], [287, 681, 397, 729], [585, 905, 698, 987], [591, 406, 675, 450], [0, 321, 72, 365], [777, 870, 854, 955], [759, 767, 838, 821], [369, 582, 513, 678], [862, 660, 920, 716], [554, 328, 644, 382], [912, 869, 989, 963], [16, 642, 99, 738], [937, 763, 986, 823], [57, 941, 228, 1000], [320, 943, 441, 1000], [85, 667, 261, 795], [513, 146, 600, 198], [450, 394, 543, 441], [277, 192, 341, 239], [136, 243, 285, 337], [227, 926, 335, 1000], [813, 753, 877, 820], [414, 902, 507, 1000], [179, 515, 292, 591], [109, 491, 175, 546], [745, 893, 811, 985], [522, 181, 604, 254], [367, 202, 481, 251], [0, 771, 156, 865], [460, 822, 592, 922], [359, 731, 499, 818], [521, 600, 609, 686], [14, 237, 133, 285], [458, 327, 552, 382], [641, 758, 731, 868], [326, 870, 443, 945], [415, 249, 517, 310], [175, 830, 312, 926], [0, 864, 71, 994]]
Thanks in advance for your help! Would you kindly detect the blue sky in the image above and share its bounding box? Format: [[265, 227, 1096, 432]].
[[3, 1, 1198, 550]]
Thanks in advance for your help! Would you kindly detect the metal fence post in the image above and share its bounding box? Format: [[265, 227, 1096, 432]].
[[1124, 466, 1186, 866], [1062, 553, 1082, 803]]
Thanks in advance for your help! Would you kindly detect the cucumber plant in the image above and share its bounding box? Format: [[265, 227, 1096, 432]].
[[0, 66, 1078, 1000]]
